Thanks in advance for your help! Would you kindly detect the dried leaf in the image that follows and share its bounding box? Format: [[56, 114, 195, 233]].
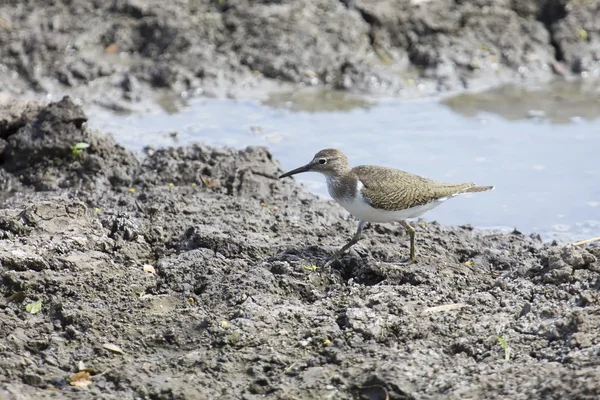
[[76, 360, 95, 373], [0, 15, 13, 31], [70, 371, 92, 387], [141, 363, 153, 373], [423, 303, 468, 314], [25, 299, 42, 314], [102, 343, 124, 354], [143, 264, 156, 275], [104, 43, 119, 54]]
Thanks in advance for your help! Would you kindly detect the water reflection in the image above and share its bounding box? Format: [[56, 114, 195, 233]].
[[443, 81, 600, 124], [263, 88, 372, 112]]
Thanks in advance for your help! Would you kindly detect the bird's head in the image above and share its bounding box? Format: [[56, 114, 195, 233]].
[[279, 149, 349, 178]]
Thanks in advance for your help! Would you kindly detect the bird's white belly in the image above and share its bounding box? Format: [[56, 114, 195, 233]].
[[337, 194, 448, 223]]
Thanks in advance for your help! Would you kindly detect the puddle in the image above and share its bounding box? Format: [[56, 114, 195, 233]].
[[88, 83, 600, 242], [443, 81, 600, 124]]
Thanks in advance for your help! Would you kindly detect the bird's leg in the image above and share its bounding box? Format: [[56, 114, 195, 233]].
[[399, 220, 416, 264], [324, 220, 366, 268]]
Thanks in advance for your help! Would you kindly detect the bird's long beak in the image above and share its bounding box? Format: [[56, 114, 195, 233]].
[[279, 162, 313, 179]]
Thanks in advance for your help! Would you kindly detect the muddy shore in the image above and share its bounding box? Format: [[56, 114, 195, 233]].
[[2, 0, 600, 398], [0, 97, 599, 399], [1, 0, 600, 109]]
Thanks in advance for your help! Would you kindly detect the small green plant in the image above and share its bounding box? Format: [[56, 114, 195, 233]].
[[496, 335, 510, 361], [25, 299, 42, 314], [72, 142, 90, 157], [227, 330, 241, 346], [303, 265, 318, 272]]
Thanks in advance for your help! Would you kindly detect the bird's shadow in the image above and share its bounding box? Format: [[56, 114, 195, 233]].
[[271, 245, 387, 286]]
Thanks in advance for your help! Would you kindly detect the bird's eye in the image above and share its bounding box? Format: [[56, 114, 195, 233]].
[[318, 158, 327, 165]]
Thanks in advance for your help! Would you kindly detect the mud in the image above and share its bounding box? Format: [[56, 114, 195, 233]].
[[1, 0, 599, 107], [0, 97, 598, 399]]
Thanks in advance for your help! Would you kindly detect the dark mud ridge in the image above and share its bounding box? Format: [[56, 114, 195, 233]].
[[1, 0, 600, 106], [1, 97, 600, 399]]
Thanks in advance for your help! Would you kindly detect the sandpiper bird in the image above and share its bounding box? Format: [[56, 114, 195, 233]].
[[279, 149, 494, 266]]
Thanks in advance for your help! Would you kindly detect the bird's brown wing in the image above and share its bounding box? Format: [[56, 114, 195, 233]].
[[353, 165, 475, 211]]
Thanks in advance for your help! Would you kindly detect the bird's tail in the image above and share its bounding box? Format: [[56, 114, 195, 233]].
[[462, 185, 495, 193], [431, 182, 494, 199]]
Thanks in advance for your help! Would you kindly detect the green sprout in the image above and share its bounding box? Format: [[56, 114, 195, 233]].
[[72, 142, 90, 157], [496, 335, 510, 361], [303, 265, 318, 272]]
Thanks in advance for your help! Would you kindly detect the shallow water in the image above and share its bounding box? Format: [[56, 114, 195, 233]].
[[89, 83, 600, 242]]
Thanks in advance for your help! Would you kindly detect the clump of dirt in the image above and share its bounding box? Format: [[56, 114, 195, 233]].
[[0, 98, 599, 399], [137, 144, 293, 199], [0, 96, 138, 192]]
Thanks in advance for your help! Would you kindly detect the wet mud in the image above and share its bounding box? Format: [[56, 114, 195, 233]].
[[0, 98, 599, 399], [1, 0, 599, 107]]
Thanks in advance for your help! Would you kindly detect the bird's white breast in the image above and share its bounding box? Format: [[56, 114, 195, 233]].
[[327, 179, 448, 223]]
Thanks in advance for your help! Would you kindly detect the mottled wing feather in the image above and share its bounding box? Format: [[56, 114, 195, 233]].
[[353, 165, 475, 211]]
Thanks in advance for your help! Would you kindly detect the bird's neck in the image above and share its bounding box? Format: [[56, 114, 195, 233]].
[[325, 170, 358, 202]]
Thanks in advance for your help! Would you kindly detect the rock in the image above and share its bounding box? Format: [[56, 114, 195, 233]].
[[561, 246, 597, 269], [0, 96, 43, 141]]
